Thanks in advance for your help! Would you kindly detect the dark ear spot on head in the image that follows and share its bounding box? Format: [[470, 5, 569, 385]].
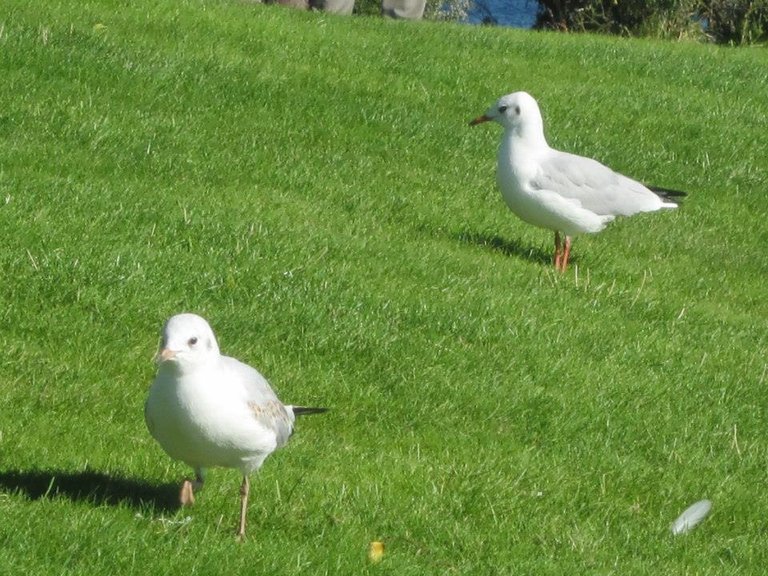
[[515, 105, 521, 115], [207, 338, 214, 351]]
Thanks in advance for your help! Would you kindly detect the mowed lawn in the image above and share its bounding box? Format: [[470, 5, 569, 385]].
[[0, 0, 767, 573]]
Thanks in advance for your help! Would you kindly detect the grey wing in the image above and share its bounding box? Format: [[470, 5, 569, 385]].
[[533, 151, 662, 216], [248, 399, 295, 448], [221, 356, 295, 448]]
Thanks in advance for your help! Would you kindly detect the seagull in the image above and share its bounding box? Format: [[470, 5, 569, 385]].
[[470, 91, 685, 272], [145, 313, 327, 538]]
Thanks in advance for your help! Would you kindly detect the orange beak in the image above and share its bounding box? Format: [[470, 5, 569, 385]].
[[155, 348, 177, 363], [469, 114, 491, 126]]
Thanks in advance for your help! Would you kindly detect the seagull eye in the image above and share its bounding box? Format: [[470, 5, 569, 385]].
[[498, 105, 508, 113], [188, 337, 198, 346]]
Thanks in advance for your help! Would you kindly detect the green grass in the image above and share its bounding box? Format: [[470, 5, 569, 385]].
[[1, 1, 767, 573]]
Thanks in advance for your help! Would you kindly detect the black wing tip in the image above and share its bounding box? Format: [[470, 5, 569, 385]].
[[648, 185, 688, 202], [293, 406, 329, 416]]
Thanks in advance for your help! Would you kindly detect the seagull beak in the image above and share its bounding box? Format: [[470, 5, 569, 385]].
[[469, 114, 491, 126], [155, 348, 178, 363]]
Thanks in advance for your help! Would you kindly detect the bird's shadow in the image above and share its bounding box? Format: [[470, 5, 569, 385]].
[[0, 468, 181, 513], [453, 230, 553, 266]]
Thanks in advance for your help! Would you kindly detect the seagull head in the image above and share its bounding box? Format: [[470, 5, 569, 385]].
[[470, 91, 545, 141], [156, 313, 221, 369]]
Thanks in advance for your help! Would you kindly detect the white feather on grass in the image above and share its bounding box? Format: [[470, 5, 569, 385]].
[[670, 500, 712, 535]]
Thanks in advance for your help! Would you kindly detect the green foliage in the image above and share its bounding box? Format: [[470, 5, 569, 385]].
[[537, 0, 672, 34], [353, 0, 381, 16], [536, 0, 768, 44], [1, 0, 768, 574], [704, 0, 768, 43]]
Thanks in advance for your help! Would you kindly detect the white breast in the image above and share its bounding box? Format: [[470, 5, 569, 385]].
[[145, 364, 278, 473]]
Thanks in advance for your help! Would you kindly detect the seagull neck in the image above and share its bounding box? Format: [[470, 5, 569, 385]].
[[159, 357, 214, 378], [501, 130, 548, 161], [511, 122, 547, 149]]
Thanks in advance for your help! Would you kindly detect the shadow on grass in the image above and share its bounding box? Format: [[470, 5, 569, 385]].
[[0, 469, 180, 513], [453, 230, 554, 266]]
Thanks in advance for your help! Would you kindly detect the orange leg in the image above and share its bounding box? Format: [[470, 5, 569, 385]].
[[554, 231, 563, 270], [560, 235, 572, 272], [237, 475, 250, 539], [179, 469, 205, 506]]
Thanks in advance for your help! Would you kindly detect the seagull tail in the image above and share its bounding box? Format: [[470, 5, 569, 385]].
[[649, 186, 687, 207], [290, 406, 329, 417]]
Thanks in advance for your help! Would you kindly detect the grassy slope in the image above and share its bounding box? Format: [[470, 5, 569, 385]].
[[1, 1, 767, 573]]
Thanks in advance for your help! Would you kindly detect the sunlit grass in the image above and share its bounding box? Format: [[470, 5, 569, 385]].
[[0, 1, 766, 573]]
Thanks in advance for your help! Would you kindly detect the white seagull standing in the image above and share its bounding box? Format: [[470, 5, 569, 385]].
[[470, 91, 685, 272], [145, 313, 327, 538]]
